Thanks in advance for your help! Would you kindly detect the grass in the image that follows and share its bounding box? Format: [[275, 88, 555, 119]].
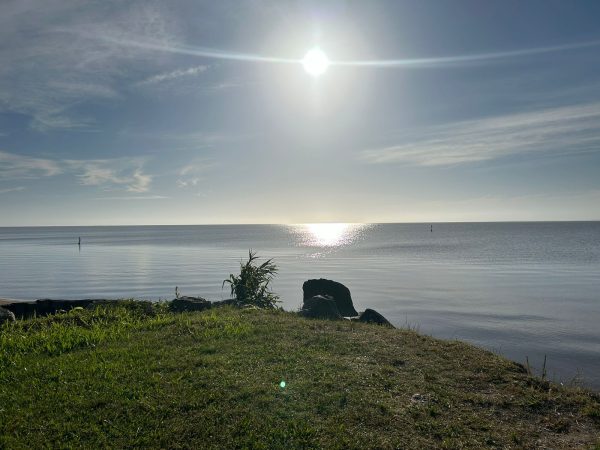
[[1, 303, 599, 449]]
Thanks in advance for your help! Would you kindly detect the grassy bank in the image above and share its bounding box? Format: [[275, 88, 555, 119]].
[[1, 303, 599, 449]]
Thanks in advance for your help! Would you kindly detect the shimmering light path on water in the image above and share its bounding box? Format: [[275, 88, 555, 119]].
[[1, 222, 599, 389]]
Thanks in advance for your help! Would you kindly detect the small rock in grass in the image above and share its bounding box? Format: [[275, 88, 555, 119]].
[[210, 298, 239, 308], [0, 306, 16, 325], [357, 308, 394, 327], [169, 296, 212, 312], [410, 393, 429, 405]]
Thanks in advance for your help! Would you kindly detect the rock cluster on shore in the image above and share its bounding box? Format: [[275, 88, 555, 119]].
[[300, 278, 393, 327]]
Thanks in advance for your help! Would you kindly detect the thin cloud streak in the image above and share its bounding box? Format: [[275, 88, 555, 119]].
[[333, 40, 600, 68], [0, 150, 62, 178], [137, 65, 209, 86], [81, 30, 600, 69], [361, 103, 600, 166], [0, 186, 25, 194], [78, 32, 300, 65], [179, 160, 216, 176], [95, 195, 168, 201]]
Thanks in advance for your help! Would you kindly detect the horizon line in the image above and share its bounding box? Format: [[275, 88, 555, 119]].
[[1, 219, 599, 228]]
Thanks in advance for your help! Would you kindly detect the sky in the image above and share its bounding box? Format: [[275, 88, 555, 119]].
[[1, 0, 600, 226]]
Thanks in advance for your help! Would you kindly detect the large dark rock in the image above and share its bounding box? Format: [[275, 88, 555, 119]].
[[302, 279, 358, 317], [4, 299, 119, 319], [357, 308, 394, 327], [170, 296, 212, 312], [0, 306, 16, 325], [300, 295, 342, 320]]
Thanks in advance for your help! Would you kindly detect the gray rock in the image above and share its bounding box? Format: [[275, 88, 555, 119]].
[[0, 306, 16, 325], [302, 279, 358, 317], [357, 308, 394, 327], [210, 298, 239, 308], [170, 296, 212, 312], [300, 295, 342, 320]]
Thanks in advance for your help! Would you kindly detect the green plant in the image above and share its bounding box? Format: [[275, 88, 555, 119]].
[[223, 250, 280, 309]]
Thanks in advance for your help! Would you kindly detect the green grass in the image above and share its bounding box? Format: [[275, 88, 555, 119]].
[[1, 304, 599, 449]]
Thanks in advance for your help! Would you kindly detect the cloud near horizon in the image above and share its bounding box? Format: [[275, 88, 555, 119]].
[[95, 195, 168, 201], [176, 159, 216, 189], [0, 150, 62, 178], [0, 150, 153, 193], [66, 160, 152, 193], [361, 102, 600, 166]]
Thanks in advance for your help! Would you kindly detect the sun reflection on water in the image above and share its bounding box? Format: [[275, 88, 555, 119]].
[[291, 223, 370, 248]]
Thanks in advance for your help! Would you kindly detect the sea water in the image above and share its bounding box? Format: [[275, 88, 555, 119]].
[[1, 222, 599, 388]]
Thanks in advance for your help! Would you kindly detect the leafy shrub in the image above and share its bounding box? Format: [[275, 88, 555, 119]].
[[223, 250, 280, 309]]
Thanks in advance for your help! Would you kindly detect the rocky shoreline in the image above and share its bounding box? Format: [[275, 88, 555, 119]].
[[0, 278, 392, 326], [2, 282, 600, 447]]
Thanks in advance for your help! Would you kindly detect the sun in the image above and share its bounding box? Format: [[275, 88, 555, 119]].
[[302, 47, 330, 77]]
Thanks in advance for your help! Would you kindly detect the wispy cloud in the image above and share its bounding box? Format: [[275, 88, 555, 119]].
[[179, 160, 216, 176], [137, 65, 209, 86], [0, 186, 25, 194], [201, 78, 257, 94], [119, 129, 257, 153], [0, 1, 178, 130], [177, 159, 216, 188], [176, 178, 201, 188], [66, 159, 152, 193], [95, 195, 168, 201], [46, 81, 119, 99], [0, 150, 153, 193], [0, 150, 62, 178], [361, 103, 600, 166], [336, 40, 600, 68]]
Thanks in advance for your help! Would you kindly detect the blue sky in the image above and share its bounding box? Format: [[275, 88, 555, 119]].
[[1, 0, 599, 225]]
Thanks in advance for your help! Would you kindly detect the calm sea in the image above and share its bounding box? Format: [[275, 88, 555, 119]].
[[1, 223, 599, 388]]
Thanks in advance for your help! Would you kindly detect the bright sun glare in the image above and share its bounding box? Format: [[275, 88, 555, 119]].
[[302, 48, 330, 77], [301, 223, 368, 247]]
